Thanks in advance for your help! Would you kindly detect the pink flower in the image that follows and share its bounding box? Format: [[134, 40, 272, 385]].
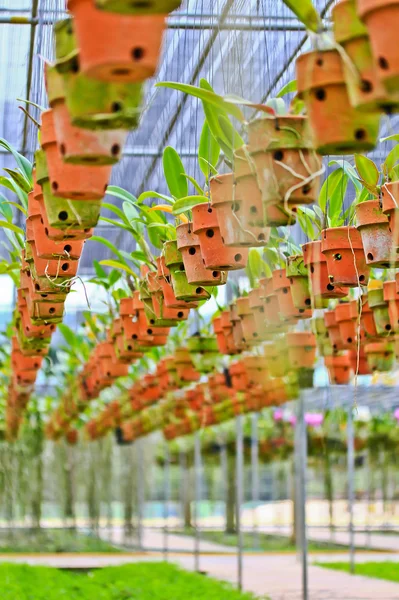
[[288, 414, 297, 426], [394, 408, 399, 421], [274, 409, 284, 421], [305, 413, 324, 427]]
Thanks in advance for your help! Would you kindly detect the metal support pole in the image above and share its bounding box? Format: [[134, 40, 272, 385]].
[[221, 441, 228, 532], [365, 450, 371, 548], [296, 392, 308, 600], [251, 413, 260, 549], [136, 439, 144, 551], [236, 415, 244, 591], [163, 443, 170, 561], [194, 431, 201, 572], [347, 403, 355, 574], [179, 449, 186, 529]]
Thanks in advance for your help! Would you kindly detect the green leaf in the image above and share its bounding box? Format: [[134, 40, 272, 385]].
[[354, 154, 379, 194], [123, 200, 139, 223], [265, 98, 287, 115], [4, 168, 31, 194], [319, 168, 346, 214], [200, 79, 230, 147], [384, 145, 399, 179], [280, 0, 321, 33], [93, 260, 107, 279], [0, 201, 13, 222], [106, 185, 137, 204], [380, 134, 399, 143], [0, 220, 24, 236], [101, 202, 131, 227], [329, 159, 362, 195], [156, 81, 245, 122], [198, 121, 220, 181], [108, 269, 122, 287], [3, 201, 27, 217], [0, 176, 16, 194], [173, 195, 209, 216], [183, 174, 204, 196], [58, 324, 78, 348], [137, 190, 174, 205], [246, 249, 264, 288], [218, 115, 245, 151], [277, 80, 297, 98], [99, 260, 138, 278], [163, 146, 188, 200], [0, 138, 32, 183], [328, 174, 349, 227], [198, 157, 219, 177], [90, 235, 129, 264]]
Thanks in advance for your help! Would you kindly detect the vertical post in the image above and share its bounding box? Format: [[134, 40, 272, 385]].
[[221, 440, 228, 532], [163, 442, 170, 561], [136, 439, 144, 551], [179, 449, 186, 530], [347, 402, 355, 574], [251, 412, 260, 549], [236, 415, 244, 591], [365, 449, 371, 548], [194, 431, 201, 572], [296, 391, 308, 600]]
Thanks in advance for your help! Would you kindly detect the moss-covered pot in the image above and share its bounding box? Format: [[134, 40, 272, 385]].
[[163, 241, 210, 303], [95, 0, 182, 13]]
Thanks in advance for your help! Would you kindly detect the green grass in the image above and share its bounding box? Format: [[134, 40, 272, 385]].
[[172, 529, 354, 553], [0, 563, 263, 599], [0, 529, 121, 553], [317, 561, 399, 583]]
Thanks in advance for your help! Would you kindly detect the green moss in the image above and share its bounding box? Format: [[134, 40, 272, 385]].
[[0, 563, 261, 599]]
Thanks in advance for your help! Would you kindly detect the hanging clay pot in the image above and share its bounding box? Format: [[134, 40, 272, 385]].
[[348, 347, 371, 375], [321, 227, 369, 287], [357, 0, 399, 94], [272, 269, 312, 321], [156, 256, 199, 310], [67, 0, 166, 83], [209, 169, 270, 245], [174, 347, 200, 385], [263, 339, 290, 377], [229, 361, 250, 392], [220, 310, 241, 355], [35, 150, 101, 232], [163, 240, 210, 303], [248, 114, 322, 223], [140, 274, 190, 327], [286, 255, 312, 311], [95, 0, 182, 13], [29, 239, 79, 280], [365, 341, 395, 371], [382, 181, 399, 244], [259, 277, 285, 332], [236, 296, 260, 345], [335, 301, 358, 348], [242, 355, 270, 388], [324, 310, 345, 352], [41, 109, 112, 200], [176, 222, 227, 286], [312, 315, 332, 356], [286, 332, 317, 370], [355, 199, 399, 267], [115, 331, 143, 363], [229, 302, 248, 351], [248, 288, 270, 340], [191, 203, 248, 270], [46, 64, 127, 165], [325, 353, 353, 384], [368, 283, 393, 335], [333, 0, 399, 112], [12, 348, 42, 372], [187, 336, 219, 374], [303, 240, 349, 302], [360, 296, 379, 339], [296, 49, 380, 154], [31, 211, 84, 261], [383, 280, 399, 332]]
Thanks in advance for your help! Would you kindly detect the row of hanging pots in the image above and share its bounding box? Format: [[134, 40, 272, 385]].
[[294, 0, 399, 157], [209, 115, 322, 233]]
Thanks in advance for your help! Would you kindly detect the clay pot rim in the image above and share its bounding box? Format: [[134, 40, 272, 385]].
[[321, 226, 364, 251]]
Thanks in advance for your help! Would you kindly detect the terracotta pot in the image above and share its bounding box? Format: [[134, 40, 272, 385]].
[[286, 255, 312, 311], [321, 227, 369, 287], [365, 341, 395, 371], [286, 332, 317, 369], [348, 347, 372, 375], [368, 285, 393, 335], [229, 361, 250, 391], [242, 355, 269, 387], [29, 239, 79, 279], [312, 316, 332, 355], [296, 49, 380, 154], [303, 241, 349, 301], [68, 0, 166, 83], [176, 222, 227, 286], [383, 280, 399, 332], [209, 171, 271, 246], [115, 333, 143, 363], [191, 203, 248, 271], [248, 115, 322, 212], [382, 182, 399, 244], [12, 349, 42, 372], [248, 287, 270, 340], [324, 309, 345, 352], [333, 0, 399, 111], [41, 109, 112, 200], [156, 256, 198, 309], [358, 0, 399, 94], [325, 353, 353, 384], [230, 303, 248, 351], [163, 241, 210, 303], [335, 301, 358, 348], [236, 296, 260, 345], [31, 213, 84, 260], [95, 0, 182, 13], [361, 297, 379, 339], [263, 340, 290, 377], [220, 310, 241, 355], [272, 268, 312, 320], [355, 199, 399, 267], [46, 63, 126, 165], [259, 277, 283, 330]]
